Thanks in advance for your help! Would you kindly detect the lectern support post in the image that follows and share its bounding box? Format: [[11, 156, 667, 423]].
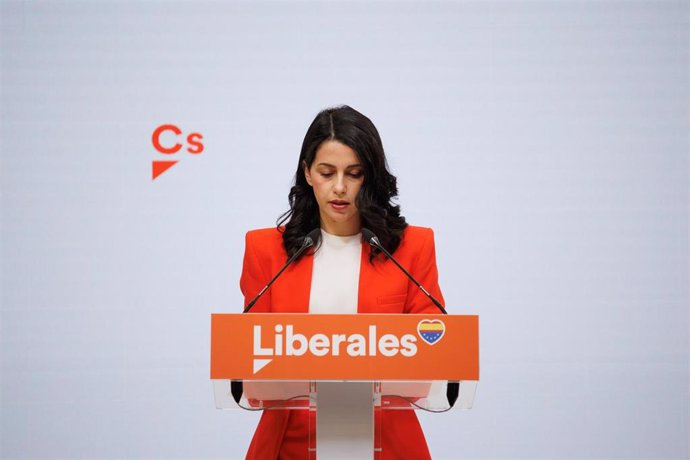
[[315, 382, 373, 459]]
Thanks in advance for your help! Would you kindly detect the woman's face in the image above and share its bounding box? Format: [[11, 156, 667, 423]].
[[304, 140, 364, 236]]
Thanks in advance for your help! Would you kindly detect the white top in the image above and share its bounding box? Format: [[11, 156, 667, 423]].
[[308, 229, 362, 314]]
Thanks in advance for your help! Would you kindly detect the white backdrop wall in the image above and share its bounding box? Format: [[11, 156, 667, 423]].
[[1, 1, 688, 459]]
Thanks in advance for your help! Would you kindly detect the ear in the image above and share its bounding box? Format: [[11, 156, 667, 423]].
[[303, 161, 313, 186]]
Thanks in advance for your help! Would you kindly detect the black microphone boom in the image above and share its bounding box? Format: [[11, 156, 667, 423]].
[[361, 228, 447, 315], [243, 228, 321, 313], [362, 228, 458, 408], [233, 228, 321, 405]]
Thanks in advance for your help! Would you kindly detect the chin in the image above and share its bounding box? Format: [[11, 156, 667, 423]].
[[332, 214, 354, 223]]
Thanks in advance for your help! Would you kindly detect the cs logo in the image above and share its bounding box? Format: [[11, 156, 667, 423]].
[[151, 124, 204, 180]]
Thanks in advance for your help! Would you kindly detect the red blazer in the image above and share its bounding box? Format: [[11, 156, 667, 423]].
[[240, 226, 445, 460]]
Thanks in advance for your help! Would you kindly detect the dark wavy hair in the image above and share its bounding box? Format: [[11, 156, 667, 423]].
[[277, 105, 408, 262]]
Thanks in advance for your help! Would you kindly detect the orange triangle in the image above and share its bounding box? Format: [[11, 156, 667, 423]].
[[152, 160, 178, 180]]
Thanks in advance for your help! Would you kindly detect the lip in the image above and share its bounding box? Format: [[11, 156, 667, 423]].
[[329, 200, 350, 211]]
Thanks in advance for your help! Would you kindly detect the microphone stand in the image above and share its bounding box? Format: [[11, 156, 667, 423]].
[[361, 228, 459, 407], [233, 229, 321, 404]]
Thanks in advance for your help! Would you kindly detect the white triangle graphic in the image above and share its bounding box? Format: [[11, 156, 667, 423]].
[[253, 358, 272, 374]]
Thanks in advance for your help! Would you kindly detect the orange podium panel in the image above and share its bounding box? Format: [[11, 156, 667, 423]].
[[211, 313, 479, 381]]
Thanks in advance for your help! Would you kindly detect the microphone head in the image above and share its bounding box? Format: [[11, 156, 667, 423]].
[[361, 228, 377, 246], [304, 228, 322, 248]]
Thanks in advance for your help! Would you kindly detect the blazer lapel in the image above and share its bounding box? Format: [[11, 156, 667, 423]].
[[357, 243, 379, 313], [279, 251, 313, 313]]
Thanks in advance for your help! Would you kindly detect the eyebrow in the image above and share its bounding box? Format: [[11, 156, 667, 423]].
[[315, 163, 362, 169]]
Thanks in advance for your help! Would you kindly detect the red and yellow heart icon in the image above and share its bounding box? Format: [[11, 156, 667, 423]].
[[417, 319, 445, 345]]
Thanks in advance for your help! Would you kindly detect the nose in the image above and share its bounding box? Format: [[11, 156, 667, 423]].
[[333, 174, 346, 195]]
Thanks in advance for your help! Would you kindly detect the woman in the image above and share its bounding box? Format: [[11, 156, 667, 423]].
[[240, 105, 445, 459]]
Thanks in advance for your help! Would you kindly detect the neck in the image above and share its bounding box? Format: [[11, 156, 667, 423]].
[[319, 217, 361, 237]]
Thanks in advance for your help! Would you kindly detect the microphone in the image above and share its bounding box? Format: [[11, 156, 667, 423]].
[[361, 228, 447, 315], [243, 228, 321, 313], [362, 228, 459, 408]]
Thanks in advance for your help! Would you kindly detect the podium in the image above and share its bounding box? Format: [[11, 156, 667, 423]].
[[211, 313, 479, 459]]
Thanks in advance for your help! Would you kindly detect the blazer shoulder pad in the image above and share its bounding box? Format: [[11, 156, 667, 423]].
[[245, 227, 284, 250], [402, 225, 434, 243]]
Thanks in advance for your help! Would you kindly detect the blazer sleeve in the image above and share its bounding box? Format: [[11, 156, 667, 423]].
[[239, 231, 272, 312], [404, 228, 446, 314]]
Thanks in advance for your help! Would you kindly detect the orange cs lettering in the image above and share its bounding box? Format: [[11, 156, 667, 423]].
[[152, 124, 183, 154]]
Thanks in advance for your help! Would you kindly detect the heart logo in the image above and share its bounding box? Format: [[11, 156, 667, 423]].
[[417, 319, 445, 345]]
